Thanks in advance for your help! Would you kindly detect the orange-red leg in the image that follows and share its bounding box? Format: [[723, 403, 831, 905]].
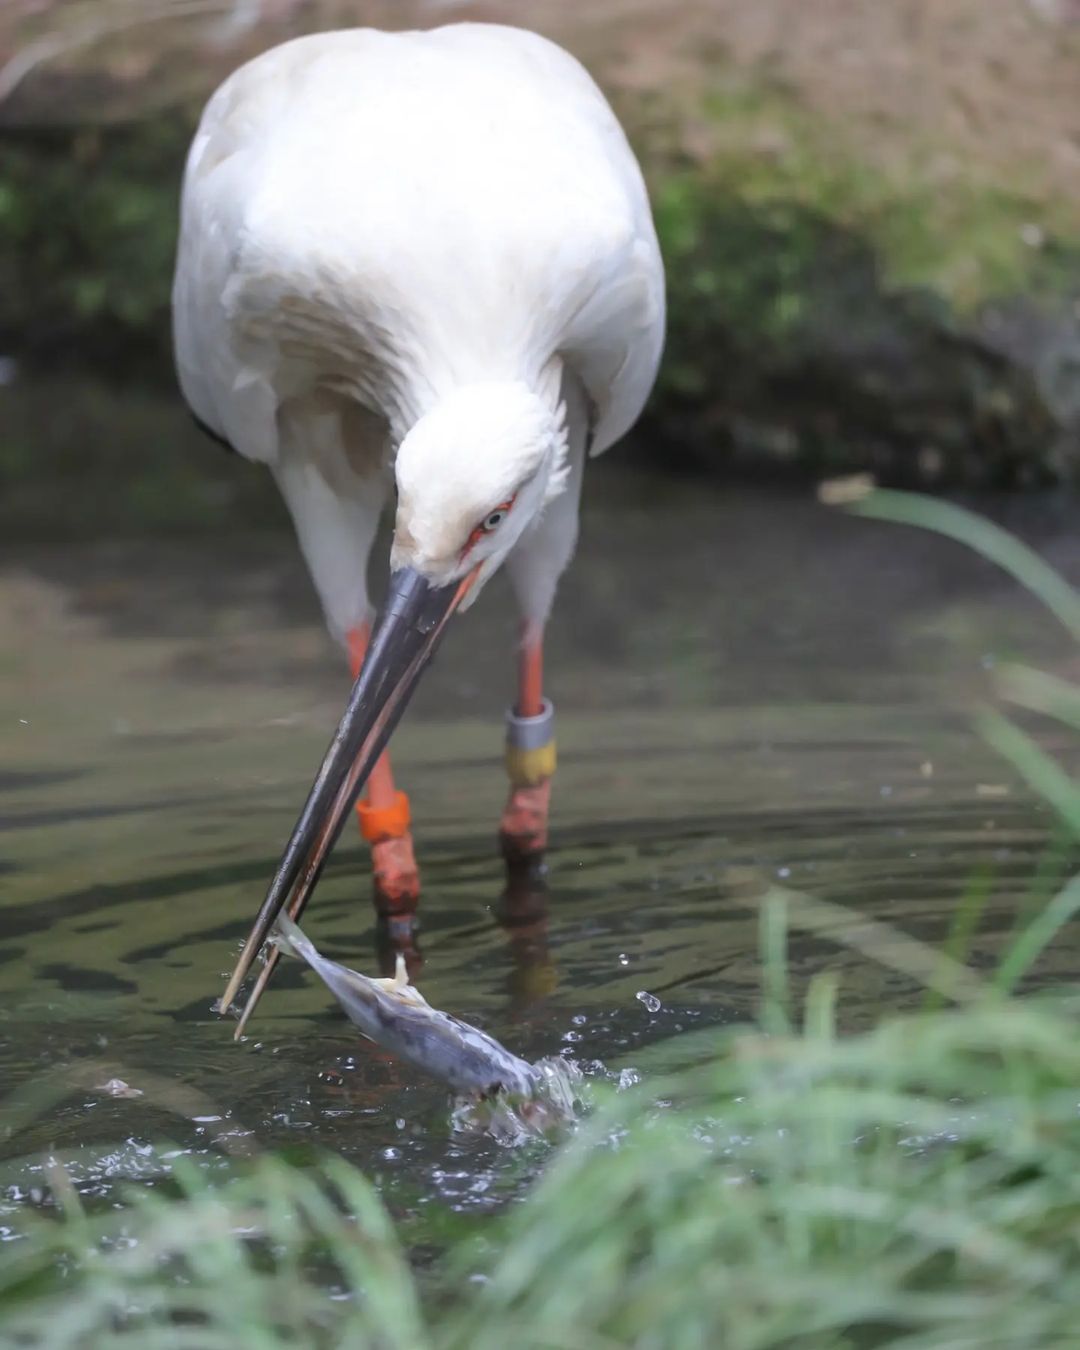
[[516, 627, 544, 721], [499, 624, 555, 862], [346, 625, 420, 917]]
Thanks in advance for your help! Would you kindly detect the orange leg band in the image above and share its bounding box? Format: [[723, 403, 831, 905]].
[[346, 623, 419, 914], [356, 789, 411, 843]]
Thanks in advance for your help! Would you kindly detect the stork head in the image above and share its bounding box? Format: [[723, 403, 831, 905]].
[[220, 378, 570, 1025], [392, 380, 568, 599]]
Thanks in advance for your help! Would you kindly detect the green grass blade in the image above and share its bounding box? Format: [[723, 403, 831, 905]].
[[922, 869, 993, 1013], [847, 490, 1080, 641], [760, 887, 987, 1004], [977, 709, 1080, 837], [996, 663, 1080, 731], [994, 873, 1080, 994], [760, 890, 792, 1033]]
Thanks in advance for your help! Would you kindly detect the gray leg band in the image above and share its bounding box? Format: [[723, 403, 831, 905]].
[[505, 698, 555, 749]]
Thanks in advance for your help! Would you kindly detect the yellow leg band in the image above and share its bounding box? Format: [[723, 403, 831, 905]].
[[505, 740, 557, 788]]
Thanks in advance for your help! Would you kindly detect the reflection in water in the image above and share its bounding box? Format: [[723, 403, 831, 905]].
[[1, 469, 1078, 1241], [375, 912, 424, 982], [496, 857, 557, 1011]]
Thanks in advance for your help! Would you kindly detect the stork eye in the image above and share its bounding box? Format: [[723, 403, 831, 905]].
[[462, 496, 517, 558]]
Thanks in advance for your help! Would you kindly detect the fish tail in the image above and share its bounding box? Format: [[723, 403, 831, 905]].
[[271, 911, 319, 964]]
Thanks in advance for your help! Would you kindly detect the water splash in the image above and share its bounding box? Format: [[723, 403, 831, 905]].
[[449, 1056, 587, 1144]]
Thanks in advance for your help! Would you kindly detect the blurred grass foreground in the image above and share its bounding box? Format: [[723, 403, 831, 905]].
[[7, 977, 1080, 1348], [1, 0, 1080, 541], [5, 491, 1080, 1342]]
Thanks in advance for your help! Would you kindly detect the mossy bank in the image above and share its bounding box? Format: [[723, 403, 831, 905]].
[[2, 3, 1079, 530]]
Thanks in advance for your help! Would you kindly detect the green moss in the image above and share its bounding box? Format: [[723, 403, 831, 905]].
[[679, 77, 1077, 310], [0, 76, 1077, 496], [638, 71, 1078, 483], [0, 116, 191, 381]]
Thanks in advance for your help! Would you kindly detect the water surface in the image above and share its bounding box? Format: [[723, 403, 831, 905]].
[[1, 466, 1076, 1239]]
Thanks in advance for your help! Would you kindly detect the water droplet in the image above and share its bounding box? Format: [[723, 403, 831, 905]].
[[636, 990, 661, 1013], [618, 953, 630, 966], [777, 866, 790, 879], [571, 1013, 587, 1026], [617, 1068, 641, 1089]]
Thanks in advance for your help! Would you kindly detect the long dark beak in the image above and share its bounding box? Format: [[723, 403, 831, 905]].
[[220, 565, 474, 1034]]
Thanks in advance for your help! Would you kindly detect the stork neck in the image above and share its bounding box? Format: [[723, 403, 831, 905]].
[[396, 377, 566, 475], [390, 350, 565, 445]]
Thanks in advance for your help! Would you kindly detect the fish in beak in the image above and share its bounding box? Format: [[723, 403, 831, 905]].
[[269, 911, 540, 1100], [220, 565, 476, 1033]]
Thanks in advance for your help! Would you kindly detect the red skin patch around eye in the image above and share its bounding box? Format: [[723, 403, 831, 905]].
[[461, 495, 516, 560]]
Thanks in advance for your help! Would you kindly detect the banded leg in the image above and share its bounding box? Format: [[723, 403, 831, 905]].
[[499, 371, 588, 865], [346, 624, 421, 918], [499, 623, 556, 862]]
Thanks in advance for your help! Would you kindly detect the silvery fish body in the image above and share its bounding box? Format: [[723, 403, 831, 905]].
[[272, 914, 539, 1100]]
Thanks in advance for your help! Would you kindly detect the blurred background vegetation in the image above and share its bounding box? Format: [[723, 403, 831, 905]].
[[1, 0, 1079, 532]]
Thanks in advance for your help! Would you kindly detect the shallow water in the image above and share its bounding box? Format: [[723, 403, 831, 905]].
[[1, 463, 1078, 1241]]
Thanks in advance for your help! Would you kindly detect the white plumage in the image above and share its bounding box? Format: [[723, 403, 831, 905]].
[[173, 22, 664, 641]]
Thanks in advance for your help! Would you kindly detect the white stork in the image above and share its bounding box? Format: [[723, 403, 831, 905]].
[[172, 22, 665, 1029]]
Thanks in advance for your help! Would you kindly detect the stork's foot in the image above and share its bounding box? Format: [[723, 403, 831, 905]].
[[496, 856, 555, 1005], [357, 791, 420, 918], [499, 779, 552, 862], [369, 833, 421, 915], [375, 910, 423, 982]]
